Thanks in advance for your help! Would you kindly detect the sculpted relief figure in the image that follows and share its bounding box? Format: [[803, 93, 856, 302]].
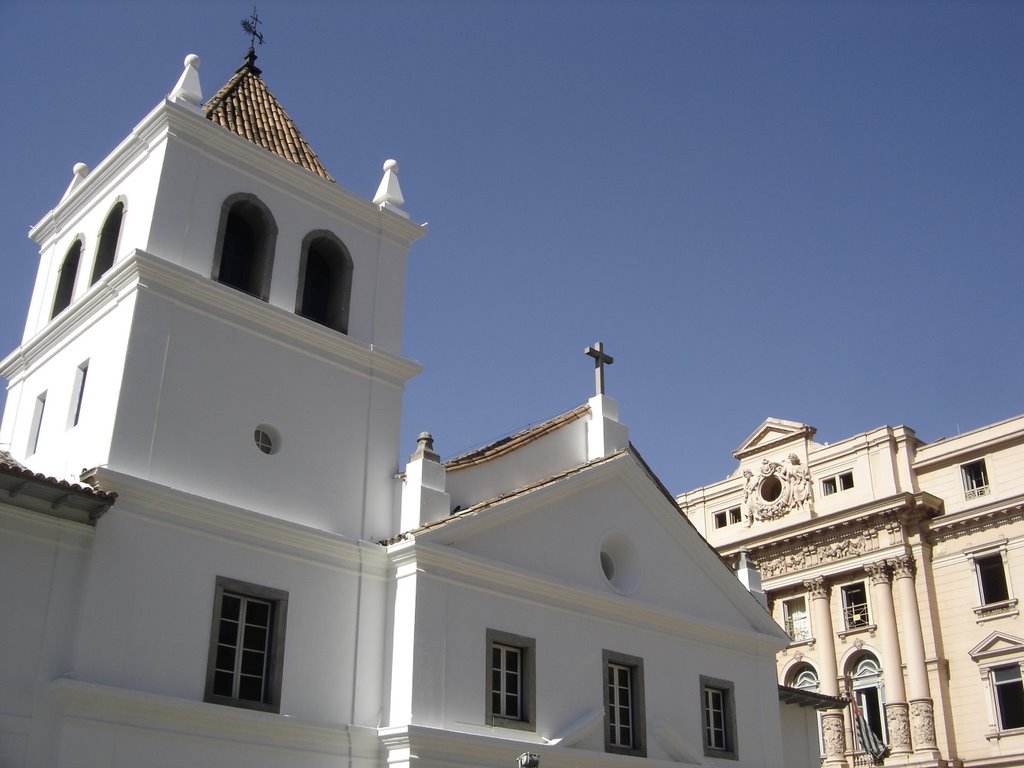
[[786, 453, 814, 515]]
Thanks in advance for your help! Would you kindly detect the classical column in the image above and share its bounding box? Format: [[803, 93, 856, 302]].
[[805, 576, 848, 767], [865, 560, 911, 756], [889, 555, 940, 757]]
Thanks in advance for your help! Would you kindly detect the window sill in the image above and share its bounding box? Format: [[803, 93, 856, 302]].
[[702, 746, 739, 761], [487, 716, 535, 732], [975, 599, 1019, 623], [838, 624, 877, 642], [986, 726, 1024, 742], [787, 636, 816, 650]]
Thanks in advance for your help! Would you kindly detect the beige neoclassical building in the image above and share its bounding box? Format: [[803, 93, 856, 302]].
[[678, 413, 1024, 767]]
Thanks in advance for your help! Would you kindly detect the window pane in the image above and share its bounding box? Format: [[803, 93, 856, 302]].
[[243, 625, 268, 651], [213, 670, 234, 697], [246, 600, 270, 627], [238, 674, 263, 702], [218, 618, 239, 645], [215, 644, 236, 671], [221, 594, 241, 621]]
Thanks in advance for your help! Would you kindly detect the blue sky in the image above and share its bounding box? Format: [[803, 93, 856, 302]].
[[1, 1, 1021, 492]]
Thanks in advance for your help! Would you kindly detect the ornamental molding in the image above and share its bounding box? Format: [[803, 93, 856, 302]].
[[741, 454, 814, 524], [928, 500, 1024, 545], [755, 523, 885, 580], [865, 560, 892, 586], [889, 555, 916, 580], [909, 698, 937, 749], [885, 701, 912, 753]]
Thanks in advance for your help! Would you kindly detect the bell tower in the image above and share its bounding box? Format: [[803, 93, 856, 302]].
[[0, 51, 425, 540]]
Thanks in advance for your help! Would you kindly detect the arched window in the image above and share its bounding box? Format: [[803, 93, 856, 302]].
[[849, 652, 886, 745], [788, 664, 823, 756], [212, 194, 277, 300], [91, 201, 124, 284], [51, 240, 82, 318], [296, 231, 353, 333], [789, 664, 819, 691]]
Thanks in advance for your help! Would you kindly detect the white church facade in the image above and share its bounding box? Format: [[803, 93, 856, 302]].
[[0, 49, 828, 768]]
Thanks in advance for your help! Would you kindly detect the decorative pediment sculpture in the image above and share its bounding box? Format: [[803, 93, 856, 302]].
[[742, 453, 814, 524]]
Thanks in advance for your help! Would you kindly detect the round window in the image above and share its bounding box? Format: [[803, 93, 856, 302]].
[[760, 475, 782, 502], [599, 531, 641, 594], [254, 424, 279, 455]]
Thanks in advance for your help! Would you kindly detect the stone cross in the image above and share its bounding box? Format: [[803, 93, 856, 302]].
[[584, 342, 614, 396]]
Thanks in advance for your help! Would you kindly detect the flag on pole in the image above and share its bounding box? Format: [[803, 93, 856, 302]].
[[851, 698, 888, 762]]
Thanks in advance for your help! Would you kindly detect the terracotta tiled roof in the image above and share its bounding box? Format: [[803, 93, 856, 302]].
[[203, 50, 334, 182], [0, 452, 116, 524], [444, 404, 591, 472]]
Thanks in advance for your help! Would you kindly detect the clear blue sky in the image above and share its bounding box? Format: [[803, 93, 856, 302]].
[[1, 1, 1021, 493]]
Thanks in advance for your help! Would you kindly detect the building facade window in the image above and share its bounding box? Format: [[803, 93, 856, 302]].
[[977, 553, 1011, 606], [962, 459, 990, 500], [821, 471, 854, 497], [212, 194, 277, 300], [486, 629, 535, 730], [91, 201, 124, 284], [51, 240, 82, 319], [700, 675, 738, 760], [296, 231, 353, 334], [841, 582, 871, 630], [68, 361, 89, 428], [204, 576, 288, 713], [28, 392, 46, 455], [783, 596, 811, 642], [713, 507, 742, 529], [850, 653, 886, 746], [992, 665, 1024, 731], [603, 650, 646, 756]]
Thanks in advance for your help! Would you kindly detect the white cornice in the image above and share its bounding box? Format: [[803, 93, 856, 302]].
[[92, 468, 389, 576], [391, 540, 784, 655], [0, 251, 422, 387], [31, 99, 426, 249], [382, 724, 699, 768], [914, 413, 1024, 470], [49, 678, 364, 754]]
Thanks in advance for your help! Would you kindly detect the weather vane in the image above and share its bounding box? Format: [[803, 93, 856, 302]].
[[241, 7, 265, 49]]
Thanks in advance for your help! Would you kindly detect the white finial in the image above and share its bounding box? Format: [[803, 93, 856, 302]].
[[59, 162, 90, 203], [170, 53, 203, 107], [373, 158, 408, 218]]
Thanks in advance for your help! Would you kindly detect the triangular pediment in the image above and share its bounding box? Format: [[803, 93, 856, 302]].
[[733, 418, 816, 460], [412, 450, 788, 642], [969, 631, 1024, 662]]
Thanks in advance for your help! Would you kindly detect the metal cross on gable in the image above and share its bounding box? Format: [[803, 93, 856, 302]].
[[584, 342, 614, 396]]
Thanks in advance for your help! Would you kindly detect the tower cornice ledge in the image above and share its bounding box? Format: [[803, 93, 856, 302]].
[[0, 251, 422, 387], [30, 98, 427, 249]]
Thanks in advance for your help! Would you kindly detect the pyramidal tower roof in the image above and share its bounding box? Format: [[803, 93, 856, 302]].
[[203, 48, 334, 182]]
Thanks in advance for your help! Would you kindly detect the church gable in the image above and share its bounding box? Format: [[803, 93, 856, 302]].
[[413, 450, 783, 639]]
